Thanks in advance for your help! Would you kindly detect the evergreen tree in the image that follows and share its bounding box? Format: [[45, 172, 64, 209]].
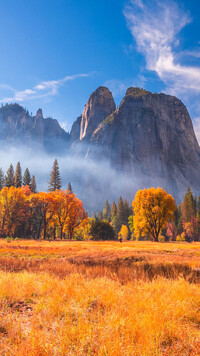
[[23, 168, 31, 187], [123, 199, 132, 223], [0, 168, 4, 190], [30, 175, 37, 193], [111, 201, 117, 221], [116, 196, 124, 232], [181, 187, 196, 222], [103, 199, 110, 221], [97, 211, 103, 220], [68, 182, 72, 193], [5, 164, 14, 187], [197, 196, 200, 236], [14, 162, 22, 188], [48, 159, 62, 191]]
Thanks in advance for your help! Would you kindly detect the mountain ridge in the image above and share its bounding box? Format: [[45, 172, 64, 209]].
[[0, 86, 200, 202]]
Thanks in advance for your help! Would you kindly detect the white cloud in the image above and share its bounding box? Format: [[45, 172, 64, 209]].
[[124, 0, 200, 96], [0, 73, 91, 104]]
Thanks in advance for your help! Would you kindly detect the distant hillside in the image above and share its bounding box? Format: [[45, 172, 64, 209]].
[[0, 103, 70, 154]]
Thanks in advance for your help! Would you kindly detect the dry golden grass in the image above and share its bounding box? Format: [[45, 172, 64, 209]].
[[0, 272, 200, 355], [0, 240, 200, 354]]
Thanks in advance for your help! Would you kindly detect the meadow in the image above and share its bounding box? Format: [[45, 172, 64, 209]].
[[1, 240, 200, 355]]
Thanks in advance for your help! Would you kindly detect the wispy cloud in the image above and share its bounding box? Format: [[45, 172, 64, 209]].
[[124, 0, 200, 96], [0, 73, 91, 104]]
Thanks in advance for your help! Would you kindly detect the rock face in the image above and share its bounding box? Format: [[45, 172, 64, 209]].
[[0, 86, 200, 203], [72, 87, 200, 200], [79, 86, 116, 141], [0, 103, 70, 154], [70, 116, 82, 142]]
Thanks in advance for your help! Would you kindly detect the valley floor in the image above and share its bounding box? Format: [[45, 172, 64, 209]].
[[0, 240, 200, 355]]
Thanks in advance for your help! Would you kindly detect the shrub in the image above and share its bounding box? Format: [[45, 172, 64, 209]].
[[176, 232, 186, 242], [90, 220, 115, 240]]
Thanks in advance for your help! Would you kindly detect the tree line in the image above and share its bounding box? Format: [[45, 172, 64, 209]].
[[0, 157, 200, 242], [94, 186, 200, 242], [0, 162, 36, 192]]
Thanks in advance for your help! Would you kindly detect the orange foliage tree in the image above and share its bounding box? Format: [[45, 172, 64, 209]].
[[132, 187, 176, 242], [63, 192, 88, 239], [118, 225, 129, 241], [50, 190, 88, 239], [0, 186, 88, 240], [0, 186, 30, 237]]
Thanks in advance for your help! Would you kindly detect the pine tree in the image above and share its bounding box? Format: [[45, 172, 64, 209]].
[[103, 199, 110, 221], [48, 159, 62, 191], [116, 196, 124, 231], [14, 162, 22, 188], [23, 168, 31, 187], [97, 211, 103, 220], [68, 182, 72, 193], [30, 175, 37, 193], [0, 168, 4, 190], [111, 201, 117, 221], [123, 199, 132, 224], [5, 164, 14, 187], [181, 187, 196, 222]]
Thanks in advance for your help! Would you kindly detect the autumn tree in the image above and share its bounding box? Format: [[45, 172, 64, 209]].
[[166, 220, 177, 241], [30, 192, 55, 239], [50, 190, 70, 239], [0, 168, 4, 190], [0, 186, 29, 237], [14, 162, 22, 188], [48, 159, 62, 191], [132, 187, 176, 242], [128, 215, 134, 239], [118, 225, 129, 241], [23, 168, 31, 187], [65, 193, 88, 239], [5, 164, 14, 187]]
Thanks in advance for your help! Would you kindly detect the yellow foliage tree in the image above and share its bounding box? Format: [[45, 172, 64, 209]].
[[132, 187, 176, 242], [118, 224, 129, 241]]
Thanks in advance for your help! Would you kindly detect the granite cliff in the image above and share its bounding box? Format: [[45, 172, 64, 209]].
[[0, 86, 200, 202], [71, 87, 200, 200]]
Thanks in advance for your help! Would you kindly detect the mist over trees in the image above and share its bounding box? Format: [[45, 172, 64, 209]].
[[0, 157, 200, 242]]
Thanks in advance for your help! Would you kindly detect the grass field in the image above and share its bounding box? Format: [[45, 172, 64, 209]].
[[1, 240, 200, 355]]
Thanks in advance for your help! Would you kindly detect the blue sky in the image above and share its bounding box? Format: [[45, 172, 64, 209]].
[[0, 0, 200, 138]]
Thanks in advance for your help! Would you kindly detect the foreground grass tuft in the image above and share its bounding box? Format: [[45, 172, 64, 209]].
[[0, 272, 200, 355]]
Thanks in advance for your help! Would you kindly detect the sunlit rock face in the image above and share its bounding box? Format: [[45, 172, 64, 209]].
[[78, 87, 200, 200], [79, 86, 116, 141]]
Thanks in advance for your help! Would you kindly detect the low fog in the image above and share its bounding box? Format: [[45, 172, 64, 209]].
[[0, 145, 144, 213], [0, 140, 191, 213]]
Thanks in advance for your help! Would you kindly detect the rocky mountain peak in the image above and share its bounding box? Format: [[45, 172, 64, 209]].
[[79, 86, 116, 141], [36, 108, 43, 119], [86, 87, 200, 200], [125, 87, 151, 98]]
